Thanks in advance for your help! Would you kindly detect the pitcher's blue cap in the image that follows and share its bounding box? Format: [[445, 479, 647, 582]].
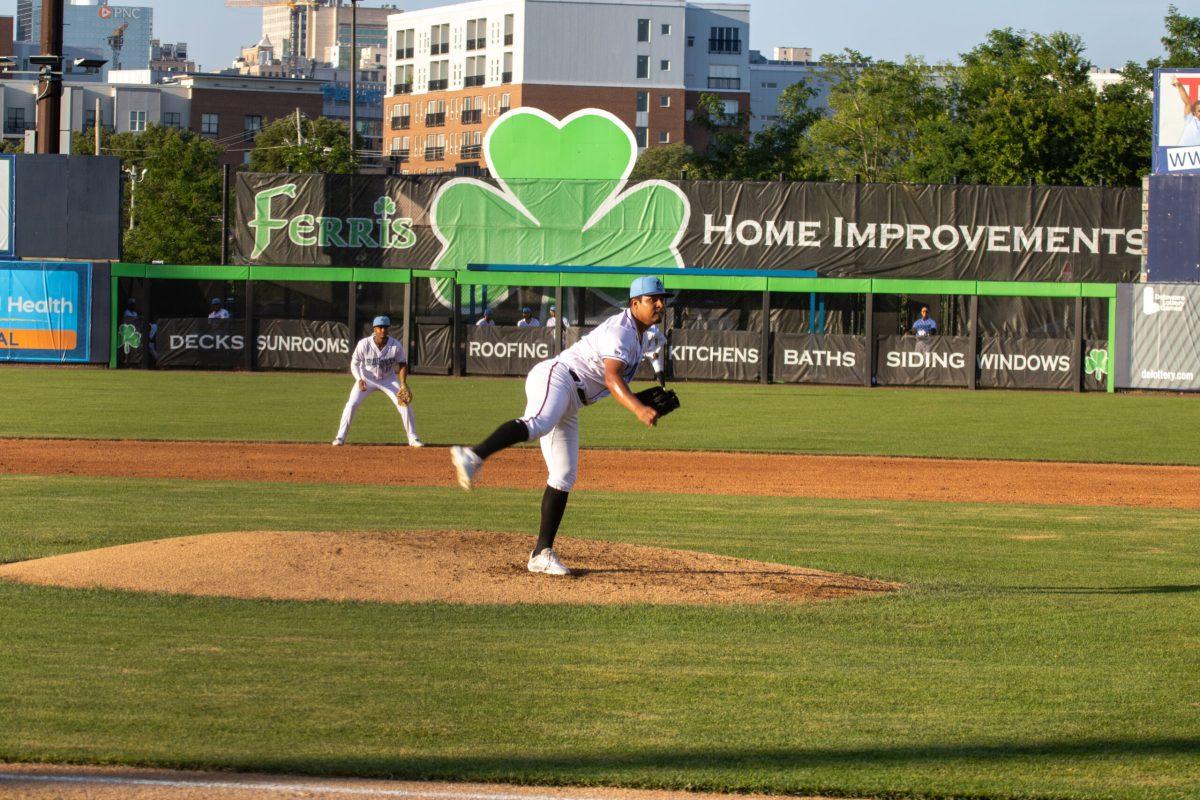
[[521, 306, 532, 314], [372, 315, 391, 327], [629, 276, 667, 299]]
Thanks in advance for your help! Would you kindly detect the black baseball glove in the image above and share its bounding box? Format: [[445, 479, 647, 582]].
[[635, 385, 680, 418]]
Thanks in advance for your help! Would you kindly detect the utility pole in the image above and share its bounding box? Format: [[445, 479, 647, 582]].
[[349, 0, 358, 166], [35, 0, 63, 154], [94, 97, 101, 156]]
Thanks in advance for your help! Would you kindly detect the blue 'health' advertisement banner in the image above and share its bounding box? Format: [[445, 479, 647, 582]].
[[0, 262, 92, 363]]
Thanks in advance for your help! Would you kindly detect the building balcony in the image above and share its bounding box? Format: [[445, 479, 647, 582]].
[[504, 33, 513, 45], [501, 71, 512, 83], [708, 39, 741, 53], [499, 105, 510, 115], [706, 77, 741, 90], [466, 38, 486, 50], [393, 82, 412, 95], [461, 108, 482, 124], [392, 149, 409, 162], [464, 74, 485, 87], [428, 78, 448, 91], [424, 146, 445, 161], [395, 46, 414, 59], [390, 115, 410, 130], [4, 121, 31, 135], [430, 42, 449, 55], [461, 144, 482, 159], [425, 111, 446, 126]]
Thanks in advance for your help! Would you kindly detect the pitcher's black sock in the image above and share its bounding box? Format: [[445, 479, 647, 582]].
[[534, 485, 570, 554], [472, 419, 529, 460]]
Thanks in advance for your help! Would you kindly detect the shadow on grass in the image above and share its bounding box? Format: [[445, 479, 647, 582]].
[[204, 737, 1200, 782]]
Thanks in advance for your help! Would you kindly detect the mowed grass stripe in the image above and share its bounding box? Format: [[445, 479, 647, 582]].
[[1, 478, 1199, 799], [2, 367, 1199, 463]]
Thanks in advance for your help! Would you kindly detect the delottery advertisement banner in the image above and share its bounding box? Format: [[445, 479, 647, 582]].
[[1124, 283, 1200, 391], [0, 262, 91, 363], [772, 333, 867, 385], [466, 325, 554, 376], [1154, 68, 1200, 175], [875, 335, 972, 387]]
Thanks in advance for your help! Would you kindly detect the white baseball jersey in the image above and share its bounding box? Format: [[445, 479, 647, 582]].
[[556, 309, 644, 404], [517, 318, 541, 327], [546, 316, 568, 328], [208, 309, 230, 319], [350, 335, 408, 383], [642, 325, 666, 371]]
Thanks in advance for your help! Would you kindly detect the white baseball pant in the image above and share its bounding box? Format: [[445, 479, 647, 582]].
[[335, 375, 419, 444], [519, 359, 584, 492]]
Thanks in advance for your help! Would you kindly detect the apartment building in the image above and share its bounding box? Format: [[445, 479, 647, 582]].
[[264, 1, 399, 66], [0, 73, 324, 166], [383, 0, 750, 175]]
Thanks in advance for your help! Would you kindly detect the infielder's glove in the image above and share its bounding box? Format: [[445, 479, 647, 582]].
[[397, 385, 413, 405], [635, 386, 680, 418]]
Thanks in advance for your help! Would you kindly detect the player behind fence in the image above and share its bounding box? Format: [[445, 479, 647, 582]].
[[450, 276, 679, 576], [333, 315, 423, 448]]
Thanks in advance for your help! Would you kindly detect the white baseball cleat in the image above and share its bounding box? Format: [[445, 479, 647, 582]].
[[450, 446, 482, 490], [527, 547, 571, 576], [331, 438, 344, 447], [408, 439, 425, 448]]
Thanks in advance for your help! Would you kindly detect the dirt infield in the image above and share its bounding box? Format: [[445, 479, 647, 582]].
[[4, 437, 1200, 508], [0, 765, 851, 800], [0, 530, 899, 605]]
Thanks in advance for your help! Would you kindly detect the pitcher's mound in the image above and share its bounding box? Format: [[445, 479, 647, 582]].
[[0, 531, 900, 605]]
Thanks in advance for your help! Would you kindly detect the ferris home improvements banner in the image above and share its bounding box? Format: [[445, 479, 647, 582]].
[[1123, 284, 1200, 391], [233, 109, 1143, 292], [0, 262, 91, 363], [1153, 69, 1200, 175]]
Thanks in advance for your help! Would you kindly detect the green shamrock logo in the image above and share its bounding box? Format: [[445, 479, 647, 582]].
[[1085, 348, 1108, 380], [429, 108, 689, 305], [118, 323, 141, 354]]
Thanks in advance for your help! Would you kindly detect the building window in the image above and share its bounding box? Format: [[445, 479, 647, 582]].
[[394, 64, 414, 93], [425, 99, 446, 126], [200, 113, 219, 137], [636, 55, 648, 79], [659, 130, 669, 144], [660, 59, 670, 71], [661, 23, 671, 35], [466, 18, 486, 50], [500, 92, 511, 114], [465, 55, 485, 86], [430, 23, 449, 55], [4, 107, 25, 134], [129, 110, 146, 132], [707, 64, 740, 90], [687, 35, 694, 47], [428, 59, 448, 90], [636, 18, 650, 42], [162, 111, 180, 128], [709, 26, 741, 53], [504, 13, 514, 45], [244, 114, 262, 133], [636, 91, 648, 113], [502, 51, 512, 83], [635, 126, 648, 148], [660, 94, 670, 108], [722, 99, 739, 115], [395, 29, 415, 59]]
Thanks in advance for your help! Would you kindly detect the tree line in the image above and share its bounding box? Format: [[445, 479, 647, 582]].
[[59, 6, 1200, 264]]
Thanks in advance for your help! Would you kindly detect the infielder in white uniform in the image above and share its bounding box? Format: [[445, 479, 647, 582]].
[[451, 276, 667, 576], [333, 315, 422, 447]]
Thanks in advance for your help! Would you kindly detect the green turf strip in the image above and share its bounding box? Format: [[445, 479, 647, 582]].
[[2, 476, 1199, 799], [2, 367, 1199, 463]]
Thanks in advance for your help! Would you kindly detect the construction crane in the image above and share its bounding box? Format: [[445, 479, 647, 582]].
[[107, 23, 128, 71], [225, 0, 325, 67]]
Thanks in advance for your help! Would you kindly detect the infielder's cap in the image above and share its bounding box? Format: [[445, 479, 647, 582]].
[[521, 306, 532, 314], [549, 305, 557, 312], [482, 308, 493, 316], [372, 315, 391, 327], [629, 276, 667, 299], [126, 297, 136, 305], [210, 298, 222, 305]]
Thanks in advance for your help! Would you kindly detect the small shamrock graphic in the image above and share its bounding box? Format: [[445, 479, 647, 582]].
[[118, 323, 142, 355], [1085, 348, 1108, 380], [429, 108, 690, 306]]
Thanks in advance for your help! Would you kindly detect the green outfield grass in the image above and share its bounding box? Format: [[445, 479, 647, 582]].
[[2, 475, 1200, 799], [1, 366, 1199, 463]]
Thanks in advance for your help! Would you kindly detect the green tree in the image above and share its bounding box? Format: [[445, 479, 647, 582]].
[[1158, 4, 1200, 67], [688, 92, 756, 180], [246, 114, 358, 173], [800, 51, 961, 183], [630, 141, 698, 180], [743, 80, 822, 179]]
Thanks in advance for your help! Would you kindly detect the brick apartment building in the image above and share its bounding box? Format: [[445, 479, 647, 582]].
[[383, 0, 752, 175]]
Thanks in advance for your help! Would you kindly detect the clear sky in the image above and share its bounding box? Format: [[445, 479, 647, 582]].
[[0, 0, 1189, 73]]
